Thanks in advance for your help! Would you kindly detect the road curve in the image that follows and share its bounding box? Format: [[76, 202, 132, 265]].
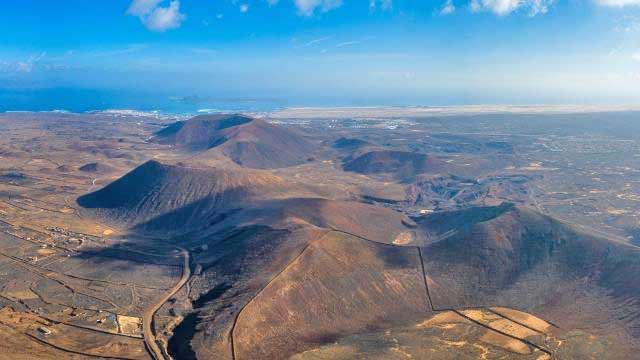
[[143, 248, 190, 360]]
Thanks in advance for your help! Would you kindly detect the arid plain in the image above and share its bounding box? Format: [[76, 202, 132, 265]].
[[0, 109, 638, 359]]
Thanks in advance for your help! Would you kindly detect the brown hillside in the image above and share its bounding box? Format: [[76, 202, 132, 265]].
[[152, 114, 315, 169], [76, 158, 640, 359], [233, 231, 429, 359], [76, 160, 313, 233], [78, 162, 115, 174], [343, 150, 447, 180], [419, 204, 640, 354], [274, 198, 419, 244]]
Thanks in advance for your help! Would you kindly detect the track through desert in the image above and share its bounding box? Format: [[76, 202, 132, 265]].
[[229, 231, 330, 360], [142, 247, 190, 360]]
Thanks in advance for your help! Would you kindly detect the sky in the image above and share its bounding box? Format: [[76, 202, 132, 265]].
[[1, 0, 640, 111]]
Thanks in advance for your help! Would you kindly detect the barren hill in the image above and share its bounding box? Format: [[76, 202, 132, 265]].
[[232, 231, 428, 359], [76, 160, 313, 232], [78, 162, 115, 174], [273, 197, 419, 244], [76, 158, 639, 359], [343, 150, 447, 180], [418, 203, 640, 355], [176, 203, 630, 359], [332, 137, 371, 150], [73, 134, 640, 359], [152, 114, 315, 169]]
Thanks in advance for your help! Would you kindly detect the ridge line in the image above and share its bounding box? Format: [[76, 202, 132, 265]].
[[229, 229, 332, 360], [417, 247, 435, 312]]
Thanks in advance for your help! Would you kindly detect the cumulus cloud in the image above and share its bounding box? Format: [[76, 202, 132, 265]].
[[127, 0, 185, 32], [528, 0, 553, 15], [127, 0, 163, 17], [146, 2, 185, 31], [240, 3, 250, 12], [596, 0, 640, 5], [294, 0, 343, 16], [369, 0, 393, 11], [470, 0, 553, 16], [470, 0, 519, 15], [440, 0, 456, 14]]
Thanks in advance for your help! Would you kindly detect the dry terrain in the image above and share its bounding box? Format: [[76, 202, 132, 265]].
[[0, 109, 638, 359]]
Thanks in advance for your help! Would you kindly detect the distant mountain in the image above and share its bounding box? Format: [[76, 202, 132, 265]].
[[78, 162, 114, 174], [332, 137, 371, 150], [343, 150, 447, 180], [152, 114, 315, 169]]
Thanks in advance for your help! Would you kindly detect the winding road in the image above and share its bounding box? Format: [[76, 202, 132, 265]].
[[142, 248, 190, 360]]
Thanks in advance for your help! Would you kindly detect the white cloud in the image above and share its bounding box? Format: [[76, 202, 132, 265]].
[[597, 0, 640, 6], [470, 0, 553, 16], [127, 0, 185, 32], [440, 0, 456, 14], [300, 36, 333, 47], [0, 52, 47, 74], [146, 1, 186, 31], [240, 4, 250, 12], [633, 52, 640, 61], [529, 0, 552, 15], [127, 0, 163, 17], [336, 40, 360, 47], [294, 0, 343, 16], [369, 0, 393, 11], [470, 0, 520, 15]]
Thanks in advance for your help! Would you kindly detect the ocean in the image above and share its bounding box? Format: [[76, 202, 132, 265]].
[[0, 88, 288, 115]]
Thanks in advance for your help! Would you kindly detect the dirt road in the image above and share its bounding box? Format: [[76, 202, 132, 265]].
[[143, 248, 190, 360]]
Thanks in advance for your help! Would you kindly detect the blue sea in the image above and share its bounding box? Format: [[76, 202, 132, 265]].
[[0, 88, 290, 115], [0, 87, 433, 116]]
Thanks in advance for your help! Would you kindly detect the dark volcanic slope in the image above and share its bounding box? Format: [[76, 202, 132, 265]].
[[78, 162, 114, 174], [77, 160, 311, 232], [419, 203, 640, 354], [343, 150, 446, 180], [154, 114, 253, 150], [233, 231, 429, 359], [275, 197, 419, 244], [153, 114, 315, 169], [332, 137, 371, 150], [77, 156, 640, 358]]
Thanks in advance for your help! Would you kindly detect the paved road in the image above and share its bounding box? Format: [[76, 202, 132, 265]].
[[143, 248, 190, 360]]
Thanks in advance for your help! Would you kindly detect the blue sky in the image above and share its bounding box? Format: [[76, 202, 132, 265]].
[[1, 0, 640, 110]]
